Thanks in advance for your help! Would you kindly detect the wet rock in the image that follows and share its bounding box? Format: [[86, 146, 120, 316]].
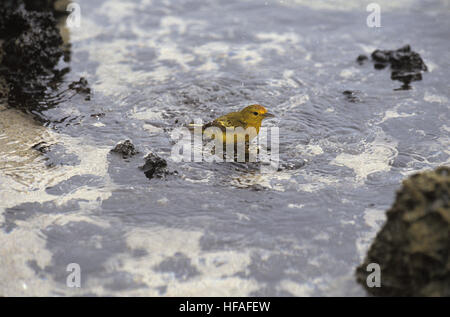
[[140, 152, 171, 179], [0, 77, 9, 103], [358, 45, 428, 90], [356, 166, 450, 296], [31, 141, 51, 153], [342, 90, 361, 103], [356, 54, 368, 65], [0, 0, 67, 111], [22, 0, 67, 14], [90, 112, 105, 119], [110, 140, 139, 159], [371, 45, 427, 70], [68, 77, 91, 101]]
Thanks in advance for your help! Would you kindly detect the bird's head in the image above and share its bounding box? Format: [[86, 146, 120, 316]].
[[239, 104, 274, 127]]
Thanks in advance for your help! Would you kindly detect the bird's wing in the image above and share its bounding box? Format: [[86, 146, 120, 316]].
[[204, 112, 247, 131]]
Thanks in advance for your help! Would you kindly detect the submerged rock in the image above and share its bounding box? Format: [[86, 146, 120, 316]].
[[356, 166, 450, 296], [110, 140, 139, 159], [140, 153, 171, 179], [358, 45, 428, 90]]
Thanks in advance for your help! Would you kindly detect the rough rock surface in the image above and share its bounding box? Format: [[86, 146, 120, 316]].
[[357, 45, 428, 90], [141, 153, 171, 179], [110, 140, 139, 159], [356, 166, 450, 296], [68, 77, 91, 100], [0, 0, 66, 111]]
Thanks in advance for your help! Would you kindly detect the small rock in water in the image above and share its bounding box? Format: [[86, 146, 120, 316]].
[[111, 140, 139, 159], [342, 90, 361, 103], [356, 166, 450, 296], [140, 152, 171, 179], [68, 77, 91, 100], [360, 44, 428, 90], [32, 141, 51, 153], [90, 112, 105, 119], [356, 54, 368, 65], [371, 45, 427, 71]]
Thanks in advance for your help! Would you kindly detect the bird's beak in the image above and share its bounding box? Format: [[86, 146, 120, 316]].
[[263, 112, 275, 119]]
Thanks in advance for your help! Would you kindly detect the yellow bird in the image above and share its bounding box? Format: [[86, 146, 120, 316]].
[[191, 104, 274, 144]]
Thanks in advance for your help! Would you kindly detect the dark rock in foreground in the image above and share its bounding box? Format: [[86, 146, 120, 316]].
[[0, 0, 67, 111], [358, 45, 428, 90], [356, 166, 450, 296], [110, 140, 139, 159], [140, 153, 172, 179]]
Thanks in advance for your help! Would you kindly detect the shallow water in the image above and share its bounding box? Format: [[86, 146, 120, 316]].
[[0, 0, 449, 296]]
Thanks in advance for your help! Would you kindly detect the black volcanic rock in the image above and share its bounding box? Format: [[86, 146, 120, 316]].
[[356, 166, 450, 296], [141, 153, 171, 179], [371, 45, 427, 71], [358, 45, 428, 90], [111, 140, 139, 159], [342, 90, 361, 103], [0, 1, 66, 111], [68, 77, 91, 100], [356, 54, 368, 65]]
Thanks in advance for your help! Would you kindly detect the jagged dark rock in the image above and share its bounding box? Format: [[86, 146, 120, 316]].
[[68, 77, 91, 100], [141, 153, 171, 179], [357, 45, 428, 90], [111, 140, 139, 159], [356, 166, 450, 296], [0, 0, 67, 111], [371, 45, 427, 71]]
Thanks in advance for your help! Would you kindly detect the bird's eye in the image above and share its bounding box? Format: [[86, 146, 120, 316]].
[[253, 112, 258, 116]]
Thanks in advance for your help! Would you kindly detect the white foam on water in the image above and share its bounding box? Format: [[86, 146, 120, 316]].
[[83, 227, 261, 296], [279, 0, 422, 12], [278, 279, 315, 296], [331, 128, 398, 182], [256, 32, 302, 55], [424, 91, 448, 104], [0, 107, 114, 229], [295, 143, 324, 156]]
